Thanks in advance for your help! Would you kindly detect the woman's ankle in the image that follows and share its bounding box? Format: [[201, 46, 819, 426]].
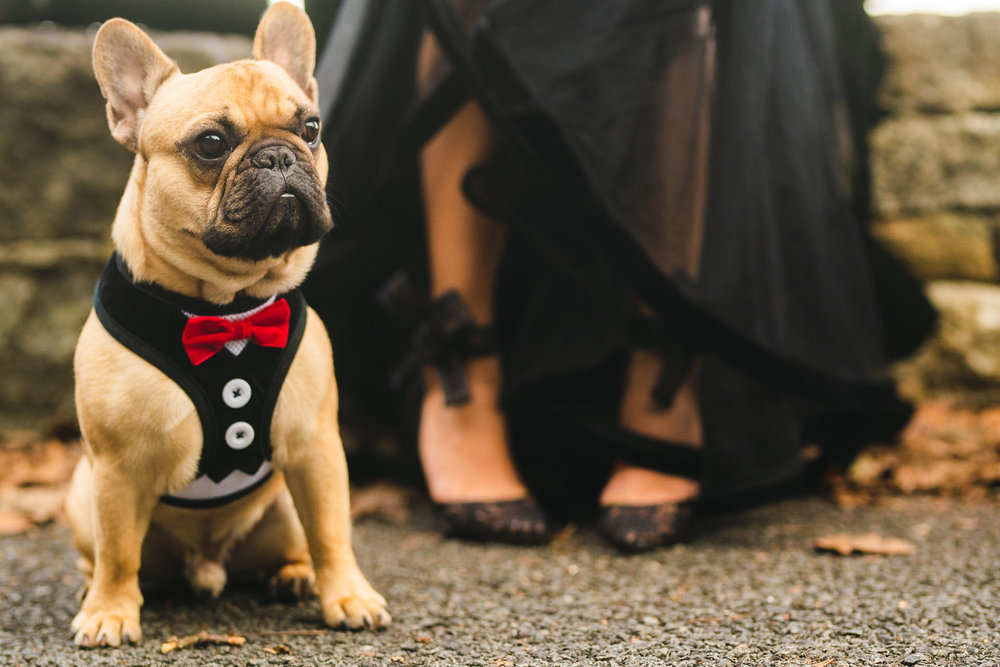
[[599, 462, 699, 507], [619, 348, 703, 446], [610, 348, 702, 507]]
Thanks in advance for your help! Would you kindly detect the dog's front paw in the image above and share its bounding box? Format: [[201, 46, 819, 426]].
[[319, 576, 390, 630], [71, 600, 141, 647]]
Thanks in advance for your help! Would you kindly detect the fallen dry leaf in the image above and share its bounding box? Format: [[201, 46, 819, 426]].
[[161, 631, 246, 653], [814, 532, 916, 556], [4, 486, 66, 524], [827, 471, 874, 509], [976, 461, 1000, 484], [847, 447, 896, 486], [0, 437, 80, 490], [839, 399, 1000, 500], [0, 510, 34, 536], [893, 460, 979, 494], [0, 433, 80, 534], [548, 522, 578, 550], [350, 481, 414, 524]]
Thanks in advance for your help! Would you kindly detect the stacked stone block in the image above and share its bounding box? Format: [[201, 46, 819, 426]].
[[872, 13, 1000, 400]]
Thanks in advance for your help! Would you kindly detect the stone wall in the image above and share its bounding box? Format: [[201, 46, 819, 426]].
[[0, 25, 251, 429], [871, 13, 1000, 401], [2, 14, 1000, 429]]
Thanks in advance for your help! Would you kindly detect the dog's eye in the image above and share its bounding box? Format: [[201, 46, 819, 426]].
[[194, 132, 228, 160], [302, 118, 320, 146]]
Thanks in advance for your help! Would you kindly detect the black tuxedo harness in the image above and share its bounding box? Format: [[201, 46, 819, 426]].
[[93, 254, 307, 508]]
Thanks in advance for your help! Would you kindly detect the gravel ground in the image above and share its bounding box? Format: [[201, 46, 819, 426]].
[[1, 496, 998, 666]]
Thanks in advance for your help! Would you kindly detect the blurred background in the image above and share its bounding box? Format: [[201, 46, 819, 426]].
[[869, 0, 1000, 13], [0, 0, 334, 43], [2, 0, 1000, 534]]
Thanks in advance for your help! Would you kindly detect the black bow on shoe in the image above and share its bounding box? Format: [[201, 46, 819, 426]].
[[632, 315, 696, 408], [378, 272, 498, 406]]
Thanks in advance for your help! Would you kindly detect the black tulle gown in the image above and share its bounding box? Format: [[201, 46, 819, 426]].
[[302, 0, 935, 511]]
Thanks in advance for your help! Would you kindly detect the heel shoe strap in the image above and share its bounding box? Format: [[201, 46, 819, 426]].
[[632, 315, 696, 409], [379, 273, 497, 406]]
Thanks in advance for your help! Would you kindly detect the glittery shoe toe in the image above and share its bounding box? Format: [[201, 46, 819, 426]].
[[434, 498, 551, 544]]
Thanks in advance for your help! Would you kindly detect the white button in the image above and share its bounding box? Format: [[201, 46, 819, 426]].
[[222, 378, 252, 408], [225, 421, 255, 450]]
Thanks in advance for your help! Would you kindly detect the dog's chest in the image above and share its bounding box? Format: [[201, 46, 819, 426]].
[[93, 254, 307, 508]]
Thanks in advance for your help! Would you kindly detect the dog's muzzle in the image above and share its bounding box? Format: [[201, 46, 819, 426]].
[[203, 142, 334, 261]]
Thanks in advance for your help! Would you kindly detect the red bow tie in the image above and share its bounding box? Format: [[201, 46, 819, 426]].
[[181, 299, 290, 365]]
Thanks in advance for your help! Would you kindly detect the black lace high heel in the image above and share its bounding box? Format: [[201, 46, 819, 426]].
[[434, 499, 551, 544], [597, 501, 694, 553], [597, 315, 700, 553], [380, 276, 552, 544]]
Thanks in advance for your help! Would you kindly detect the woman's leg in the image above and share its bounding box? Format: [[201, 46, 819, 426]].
[[601, 355, 702, 507], [596, 347, 703, 553], [418, 98, 528, 504], [599, 12, 714, 543]]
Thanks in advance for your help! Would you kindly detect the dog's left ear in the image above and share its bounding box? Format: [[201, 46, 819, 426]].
[[253, 1, 318, 102]]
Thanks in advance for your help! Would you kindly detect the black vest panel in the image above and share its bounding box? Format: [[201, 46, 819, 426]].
[[92, 254, 307, 508]]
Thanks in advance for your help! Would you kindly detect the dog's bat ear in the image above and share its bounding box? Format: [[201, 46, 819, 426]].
[[92, 19, 178, 152], [253, 1, 318, 103]]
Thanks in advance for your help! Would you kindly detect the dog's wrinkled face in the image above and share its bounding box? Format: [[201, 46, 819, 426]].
[[143, 61, 333, 261], [93, 4, 333, 269]]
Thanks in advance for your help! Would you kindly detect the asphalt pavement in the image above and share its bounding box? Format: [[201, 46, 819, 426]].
[[1, 496, 998, 666]]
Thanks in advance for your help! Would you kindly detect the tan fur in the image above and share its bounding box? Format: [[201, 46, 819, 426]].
[[66, 3, 388, 648]]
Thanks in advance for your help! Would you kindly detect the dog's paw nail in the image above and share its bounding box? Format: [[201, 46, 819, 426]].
[[322, 602, 347, 628]]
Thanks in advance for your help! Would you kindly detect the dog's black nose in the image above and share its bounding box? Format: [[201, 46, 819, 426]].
[[250, 145, 296, 171]]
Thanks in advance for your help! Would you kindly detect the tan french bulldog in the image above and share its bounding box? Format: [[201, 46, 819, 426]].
[[64, 2, 389, 648]]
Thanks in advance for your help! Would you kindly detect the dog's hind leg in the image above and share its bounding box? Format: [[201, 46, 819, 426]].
[[228, 485, 315, 600]]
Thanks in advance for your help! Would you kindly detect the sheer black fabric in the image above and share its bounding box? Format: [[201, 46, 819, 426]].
[[304, 0, 935, 505]]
